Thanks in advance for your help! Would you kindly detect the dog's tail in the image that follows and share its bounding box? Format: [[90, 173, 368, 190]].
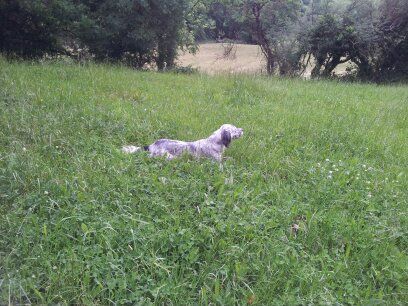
[[122, 145, 150, 154]]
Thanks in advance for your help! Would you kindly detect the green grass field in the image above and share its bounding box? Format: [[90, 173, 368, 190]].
[[1, 58, 407, 304]]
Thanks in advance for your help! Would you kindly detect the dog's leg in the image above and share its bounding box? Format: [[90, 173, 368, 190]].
[[213, 153, 222, 162], [166, 152, 176, 160]]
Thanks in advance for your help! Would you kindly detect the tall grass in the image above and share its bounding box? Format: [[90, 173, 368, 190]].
[[1, 58, 407, 304]]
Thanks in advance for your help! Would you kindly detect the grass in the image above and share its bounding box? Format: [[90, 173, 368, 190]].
[[0, 57, 407, 304]]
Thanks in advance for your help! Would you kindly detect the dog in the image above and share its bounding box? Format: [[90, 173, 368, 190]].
[[122, 124, 243, 161]]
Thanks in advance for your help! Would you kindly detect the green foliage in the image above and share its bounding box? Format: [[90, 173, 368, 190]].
[[375, 0, 408, 80], [203, 0, 408, 81], [153, 0, 189, 70], [76, 0, 158, 68], [0, 0, 80, 58], [74, 0, 204, 69], [300, 0, 408, 81], [1, 59, 408, 304], [0, 0, 207, 69], [306, 14, 357, 77], [205, 2, 250, 41], [1, 0, 406, 80], [259, 0, 304, 75], [214, 0, 304, 75]]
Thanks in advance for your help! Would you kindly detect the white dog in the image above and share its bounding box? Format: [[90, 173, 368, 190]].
[[122, 124, 243, 161]]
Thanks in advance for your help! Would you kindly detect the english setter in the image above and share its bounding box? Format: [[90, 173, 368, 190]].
[[122, 124, 243, 161]]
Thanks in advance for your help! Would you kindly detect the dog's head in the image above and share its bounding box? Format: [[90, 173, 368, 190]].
[[218, 124, 243, 147]]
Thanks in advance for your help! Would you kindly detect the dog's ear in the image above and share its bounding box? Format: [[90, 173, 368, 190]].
[[221, 129, 231, 147]]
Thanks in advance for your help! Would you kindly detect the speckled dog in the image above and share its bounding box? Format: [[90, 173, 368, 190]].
[[122, 124, 243, 161]]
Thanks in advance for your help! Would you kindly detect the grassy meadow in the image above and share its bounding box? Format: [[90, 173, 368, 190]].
[[0, 58, 407, 304]]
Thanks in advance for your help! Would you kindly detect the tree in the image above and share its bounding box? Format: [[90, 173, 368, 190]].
[[205, 2, 250, 41], [300, 0, 408, 81], [0, 0, 80, 58], [306, 15, 357, 77], [343, 0, 378, 79], [75, 0, 157, 68], [0, 0, 207, 70], [151, 0, 189, 70], [375, 0, 408, 80], [76, 0, 205, 70], [256, 0, 303, 75], [222, 0, 303, 75]]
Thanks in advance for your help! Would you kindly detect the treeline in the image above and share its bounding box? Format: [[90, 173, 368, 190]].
[[0, 0, 203, 69], [205, 0, 408, 81], [1, 0, 407, 81]]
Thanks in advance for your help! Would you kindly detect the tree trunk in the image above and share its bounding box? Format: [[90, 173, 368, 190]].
[[157, 38, 165, 71], [251, 3, 275, 75], [322, 55, 341, 77], [157, 31, 177, 71], [311, 55, 324, 78]]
